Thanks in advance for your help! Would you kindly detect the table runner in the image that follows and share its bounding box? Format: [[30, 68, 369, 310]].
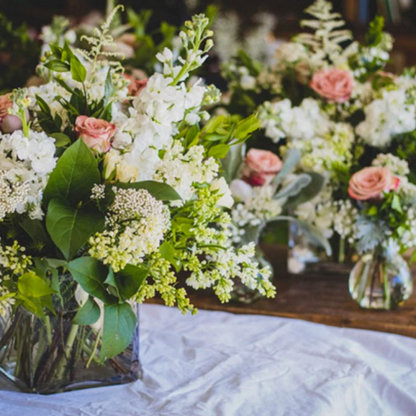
[[1, 304, 416, 415]]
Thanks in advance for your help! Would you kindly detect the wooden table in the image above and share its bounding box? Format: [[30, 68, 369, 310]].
[[182, 245, 416, 339]]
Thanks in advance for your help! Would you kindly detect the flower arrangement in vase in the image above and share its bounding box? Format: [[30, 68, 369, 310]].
[[216, 0, 416, 276], [0, 8, 275, 394]]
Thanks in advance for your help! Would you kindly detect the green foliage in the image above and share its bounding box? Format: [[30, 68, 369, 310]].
[[46, 198, 105, 260], [365, 16, 385, 47], [72, 296, 101, 325], [101, 302, 136, 361], [44, 139, 101, 205]]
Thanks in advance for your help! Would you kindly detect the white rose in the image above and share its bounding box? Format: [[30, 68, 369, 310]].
[[211, 177, 234, 209], [230, 179, 253, 202]]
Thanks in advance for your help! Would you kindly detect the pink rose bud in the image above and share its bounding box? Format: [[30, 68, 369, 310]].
[[310, 68, 354, 103], [242, 148, 283, 187], [75, 116, 116, 154], [348, 166, 400, 201], [124, 73, 148, 97], [0, 93, 22, 134]]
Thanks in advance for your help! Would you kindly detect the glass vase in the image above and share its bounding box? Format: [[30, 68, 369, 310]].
[[349, 246, 413, 310], [231, 223, 273, 304], [0, 280, 142, 394], [287, 221, 353, 276]]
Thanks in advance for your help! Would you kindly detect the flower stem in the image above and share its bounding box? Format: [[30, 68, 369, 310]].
[[86, 330, 101, 369], [55, 324, 79, 380]]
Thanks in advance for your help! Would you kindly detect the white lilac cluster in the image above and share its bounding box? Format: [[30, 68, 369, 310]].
[[356, 89, 416, 147], [0, 130, 56, 219], [89, 187, 170, 272], [153, 141, 218, 202], [260, 98, 328, 143]]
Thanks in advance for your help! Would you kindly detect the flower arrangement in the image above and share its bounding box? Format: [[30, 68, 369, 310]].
[[0, 9, 275, 392], [218, 0, 416, 269]]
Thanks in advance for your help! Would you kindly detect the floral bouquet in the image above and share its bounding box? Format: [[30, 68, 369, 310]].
[[0, 9, 275, 394], [347, 157, 416, 309], [218, 0, 416, 276]]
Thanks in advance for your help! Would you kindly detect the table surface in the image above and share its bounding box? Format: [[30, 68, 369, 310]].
[[180, 245, 416, 339]]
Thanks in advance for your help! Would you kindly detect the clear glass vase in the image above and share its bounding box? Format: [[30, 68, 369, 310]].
[[287, 221, 353, 276], [231, 223, 273, 304], [349, 246, 413, 310], [0, 281, 142, 394]]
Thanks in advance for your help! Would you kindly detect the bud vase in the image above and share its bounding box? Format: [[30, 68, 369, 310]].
[[349, 246, 413, 310], [0, 278, 141, 394], [231, 223, 273, 303]]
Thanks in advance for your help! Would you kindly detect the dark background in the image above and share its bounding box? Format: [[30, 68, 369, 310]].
[[0, 0, 415, 66]]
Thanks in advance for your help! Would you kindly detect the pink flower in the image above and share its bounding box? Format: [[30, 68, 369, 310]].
[[348, 167, 400, 201], [75, 116, 116, 153], [242, 148, 283, 187], [0, 93, 22, 134], [124, 73, 148, 97], [310, 68, 354, 103]]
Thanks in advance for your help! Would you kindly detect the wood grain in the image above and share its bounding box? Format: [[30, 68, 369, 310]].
[[151, 245, 416, 339]]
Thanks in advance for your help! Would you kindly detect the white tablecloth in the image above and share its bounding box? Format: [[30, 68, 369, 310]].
[[1, 304, 416, 416]]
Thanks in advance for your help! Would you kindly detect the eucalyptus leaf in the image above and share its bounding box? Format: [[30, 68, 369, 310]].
[[284, 172, 325, 208], [274, 174, 312, 200], [272, 149, 301, 189]]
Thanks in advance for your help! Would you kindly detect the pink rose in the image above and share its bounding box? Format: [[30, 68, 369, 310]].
[[0, 93, 22, 134], [124, 73, 148, 97], [310, 68, 354, 103], [242, 148, 283, 187], [348, 167, 400, 201], [75, 116, 116, 153]]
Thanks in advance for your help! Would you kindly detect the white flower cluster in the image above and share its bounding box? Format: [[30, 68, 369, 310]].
[[260, 98, 328, 143], [89, 188, 170, 272], [153, 141, 218, 202], [0, 130, 56, 219], [356, 89, 416, 147], [372, 153, 410, 177], [106, 72, 206, 184], [231, 183, 282, 229]]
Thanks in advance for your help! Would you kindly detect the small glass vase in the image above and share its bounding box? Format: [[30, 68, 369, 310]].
[[287, 221, 353, 276], [349, 246, 413, 310], [231, 223, 273, 304], [0, 283, 142, 394]]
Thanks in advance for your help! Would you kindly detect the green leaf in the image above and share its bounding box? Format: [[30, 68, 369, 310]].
[[104, 267, 120, 298], [72, 296, 101, 325], [44, 139, 100, 205], [101, 303, 136, 361], [70, 57, 87, 83], [391, 194, 403, 213], [67, 257, 114, 303], [233, 114, 261, 140], [111, 180, 181, 201], [208, 143, 230, 159], [50, 132, 71, 147], [116, 264, 148, 300], [159, 241, 181, 272], [44, 59, 70, 72], [221, 142, 245, 183], [18, 272, 55, 298], [284, 172, 325, 208], [19, 217, 53, 248], [46, 198, 105, 260]]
